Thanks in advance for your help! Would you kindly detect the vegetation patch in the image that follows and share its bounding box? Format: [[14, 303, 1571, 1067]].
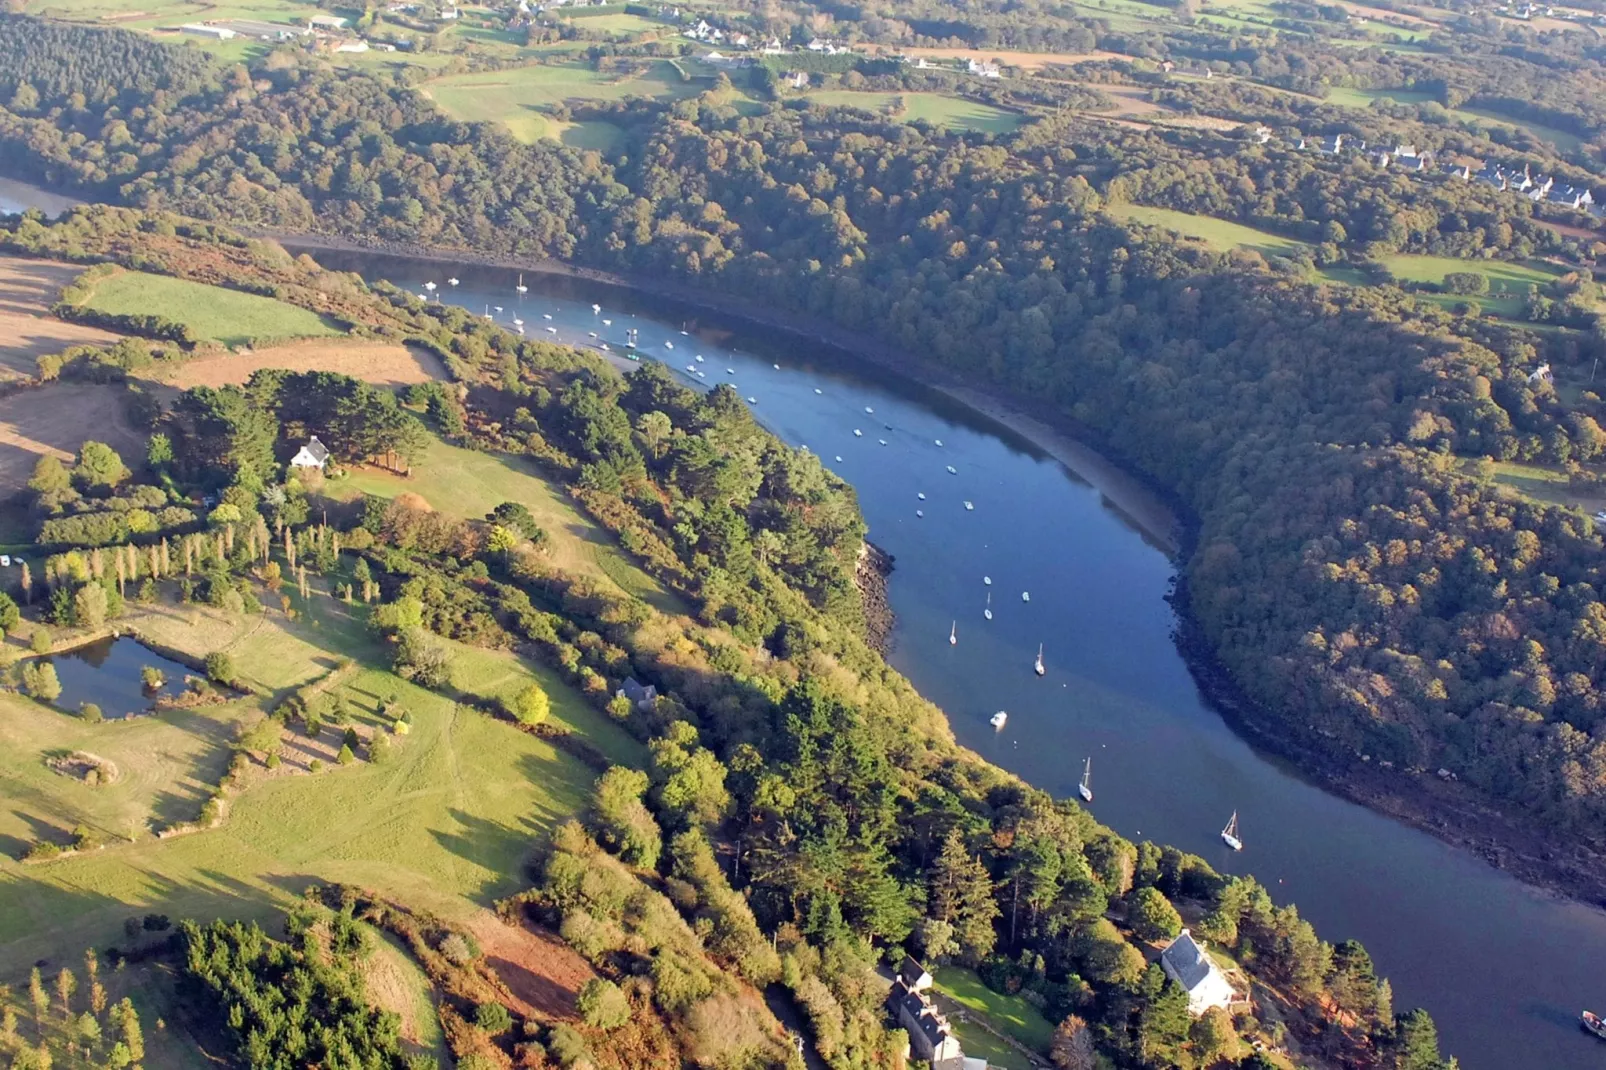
[[1104, 203, 1311, 258], [804, 90, 1024, 133], [43, 748, 119, 785], [79, 268, 345, 347]]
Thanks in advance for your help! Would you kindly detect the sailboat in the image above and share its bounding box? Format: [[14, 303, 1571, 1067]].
[[516, 273, 528, 294], [949, 621, 957, 646], [448, 277, 460, 286], [1079, 758, 1093, 802], [984, 591, 992, 620], [424, 280, 437, 291], [1034, 644, 1045, 676], [1221, 812, 1243, 851], [592, 303, 601, 313], [1021, 591, 1031, 603]]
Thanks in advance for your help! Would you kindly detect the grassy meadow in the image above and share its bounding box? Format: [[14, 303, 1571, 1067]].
[[423, 60, 710, 141], [804, 90, 1023, 134], [81, 269, 345, 346], [1105, 203, 1310, 258]]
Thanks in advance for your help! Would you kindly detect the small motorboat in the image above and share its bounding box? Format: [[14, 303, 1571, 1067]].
[[878, 439, 888, 446], [448, 277, 460, 286], [695, 354, 705, 363], [696, 370, 706, 378], [665, 341, 675, 350], [834, 456, 843, 462], [916, 509, 924, 518], [1581, 1011, 1606, 1041], [814, 388, 823, 395], [1022, 591, 1031, 603], [854, 429, 863, 437], [948, 621, 957, 646], [600, 344, 609, 351], [917, 492, 926, 501], [990, 711, 1008, 729], [934, 439, 943, 446], [746, 397, 757, 404], [424, 280, 437, 291], [592, 303, 601, 313], [685, 365, 697, 373], [983, 576, 992, 585], [726, 368, 735, 374], [1221, 811, 1243, 851], [588, 331, 597, 338], [1034, 644, 1045, 676], [603, 318, 613, 326], [494, 305, 503, 313], [545, 326, 557, 334], [865, 406, 875, 414], [542, 313, 552, 320], [1078, 757, 1093, 803], [964, 501, 974, 511], [773, 363, 781, 369], [946, 465, 957, 474]]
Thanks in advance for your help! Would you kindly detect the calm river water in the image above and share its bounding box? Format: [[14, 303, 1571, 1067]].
[[0, 173, 1593, 1066], [299, 249, 1606, 1070]]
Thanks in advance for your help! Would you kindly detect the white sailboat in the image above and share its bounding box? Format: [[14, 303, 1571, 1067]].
[[448, 277, 460, 286], [1021, 591, 1031, 603], [815, 388, 823, 394], [916, 509, 924, 518], [1034, 644, 1045, 676], [1079, 758, 1093, 802], [990, 710, 1008, 728], [592, 303, 601, 313], [1221, 812, 1243, 851], [949, 621, 957, 646], [516, 273, 528, 294], [964, 501, 974, 511], [983, 576, 992, 586], [984, 591, 992, 620], [424, 280, 437, 291]]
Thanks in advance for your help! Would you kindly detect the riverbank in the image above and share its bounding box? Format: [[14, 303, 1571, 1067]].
[[856, 541, 895, 655], [268, 227, 1606, 908]]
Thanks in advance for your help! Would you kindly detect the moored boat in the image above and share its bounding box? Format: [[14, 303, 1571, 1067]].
[[1582, 1011, 1606, 1041]]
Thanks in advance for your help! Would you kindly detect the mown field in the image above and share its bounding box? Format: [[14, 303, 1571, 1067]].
[[933, 965, 1057, 1053], [81, 269, 345, 346], [804, 90, 1023, 134], [0, 571, 636, 974], [1104, 203, 1311, 258]]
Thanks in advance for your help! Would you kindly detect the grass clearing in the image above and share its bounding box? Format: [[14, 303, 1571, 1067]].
[[1381, 254, 1567, 319], [804, 91, 1023, 134], [933, 966, 1056, 1053], [423, 60, 702, 137], [1106, 203, 1310, 258], [335, 433, 672, 609], [81, 269, 345, 347]]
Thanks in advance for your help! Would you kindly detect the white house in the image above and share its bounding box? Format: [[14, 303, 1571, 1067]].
[[1161, 930, 1236, 1016], [438, 5, 460, 18], [966, 57, 1001, 78], [760, 35, 785, 53], [290, 436, 331, 470]]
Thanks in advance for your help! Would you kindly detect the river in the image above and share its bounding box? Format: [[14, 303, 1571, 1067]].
[[0, 174, 1598, 1066], [301, 249, 1606, 1070]]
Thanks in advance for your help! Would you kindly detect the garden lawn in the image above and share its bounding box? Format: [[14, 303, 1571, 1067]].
[[803, 91, 1022, 134], [81, 269, 344, 347], [1106, 203, 1309, 258], [337, 432, 671, 609], [933, 966, 1057, 1053]]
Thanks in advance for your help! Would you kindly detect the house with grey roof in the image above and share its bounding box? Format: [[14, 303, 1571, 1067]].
[[883, 957, 986, 1070], [1160, 929, 1236, 1016]]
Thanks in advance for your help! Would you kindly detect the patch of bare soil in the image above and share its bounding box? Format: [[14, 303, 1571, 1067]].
[[0, 382, 145, 493], [0, 255, 122, 379], [157, 339, 448, 389], [467, 911, 595, 1022]]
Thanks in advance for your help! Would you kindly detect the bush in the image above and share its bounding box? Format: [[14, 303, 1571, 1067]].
[[204, 651, 236, 687], [394, 628, 452, 688], [140, 665, 165, 691], [31, 627, 52, 655], [22, 660, 62, 703], [576, 978, 630, 1031], [439, 932, 480, 966], [80, 702, 103, 723], [506, 682, 550, 726], [474, 1001, 512, 1035], [336, 744, 355, 766]]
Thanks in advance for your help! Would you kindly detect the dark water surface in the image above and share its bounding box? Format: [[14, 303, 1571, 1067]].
[[293, 247, 1606, 1070], [47, 636, 191, 717]]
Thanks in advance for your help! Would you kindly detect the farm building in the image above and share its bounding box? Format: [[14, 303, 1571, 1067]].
[[180, 23, 237, 39]]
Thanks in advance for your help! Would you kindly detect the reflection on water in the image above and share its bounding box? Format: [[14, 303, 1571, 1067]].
[[46, 637, 190, 717]]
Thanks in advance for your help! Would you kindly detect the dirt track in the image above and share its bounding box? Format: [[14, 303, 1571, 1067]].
[[0, 255, 122, 379], [156, 339, 449, 389]]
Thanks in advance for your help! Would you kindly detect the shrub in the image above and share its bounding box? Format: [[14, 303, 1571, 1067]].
[[204, 651, 235, 687], [336, 744, 355, 766], [394, 628, 452, 688], [506, 682, 550, 726], [140, 666, 165, 691], [309, 758, 324, 773], [576, 978, 630, 1031], [439, 932, 480, 966], [22, 660, 62, 703], [474, 1001, 512, 1036], [31, 627, 52, 655], [80, 702, 103, 724]]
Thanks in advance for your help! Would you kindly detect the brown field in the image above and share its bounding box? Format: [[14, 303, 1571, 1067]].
[[0, 256, 122, 380], [1096, 83, 1168, 115], [1339, 1, 1441, 27], [468, 911, 594, 1022], [0, 382, 146, 491], [880, 45, 1136, 69], [155, 339, 449, 389]]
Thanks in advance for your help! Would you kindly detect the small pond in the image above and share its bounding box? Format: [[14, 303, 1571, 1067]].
[[44, 637, 194, 717]]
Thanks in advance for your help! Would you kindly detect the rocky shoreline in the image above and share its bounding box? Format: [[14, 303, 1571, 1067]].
[[262, 224, 1606, 908], [856, 541, 896, 656]]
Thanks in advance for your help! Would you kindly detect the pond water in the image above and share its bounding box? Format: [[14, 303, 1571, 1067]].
[[296, 247, 1606, 1070], [45, 636, 192, 718]]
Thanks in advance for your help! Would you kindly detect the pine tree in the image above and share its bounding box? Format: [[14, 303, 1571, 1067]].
[[29, 967, 47, 1032], [927, 828, 1000, 962], [54, 967, 74, 1020]]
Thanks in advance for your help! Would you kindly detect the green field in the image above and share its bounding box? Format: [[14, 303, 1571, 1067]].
[[337, 432, 673, 610], [562, 11, 663, 34], [424, 60, 706, 139], [1380, 254, 1565, 318], [803, 91, 1023, 134], [1106, 203, 1310, 258], [1324, 88, 1583, 151], [82, 269, 345, 346], [933, 966, 1056, 1053], [0, 585, 632, 972]]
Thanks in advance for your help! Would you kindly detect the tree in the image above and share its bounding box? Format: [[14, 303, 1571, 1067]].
[[591, 765, 662, 867], [53, 968, 74, 1020], [1129, 886, 1184, 942], [488, 501, 542, 541], [1051, 1014, 1096, 1070], [147, 432, 173, 468], [204, 651, 236, 686], [474, 1001, 511, 1035], [336, 743, 355, 765], [74, 442, 128, 489], [394, 628, 451, 688], [927, 828, 1000, 963], [28, 456, 71, 496], [73, 584, 108, 630], [23, 662, 61, 704], [636, 410, 673, 457], [506, 682, 549, 726], [1190, 1005, 1240, 1065], [577, 978, 630, 1030], [1393, 1008, 1447, 1070], [0, 592, 21, 633]]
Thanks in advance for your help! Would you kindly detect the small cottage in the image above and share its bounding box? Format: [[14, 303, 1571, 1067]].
[[1160, 929, 1236, 1016], [290, 436, 331, 470]]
